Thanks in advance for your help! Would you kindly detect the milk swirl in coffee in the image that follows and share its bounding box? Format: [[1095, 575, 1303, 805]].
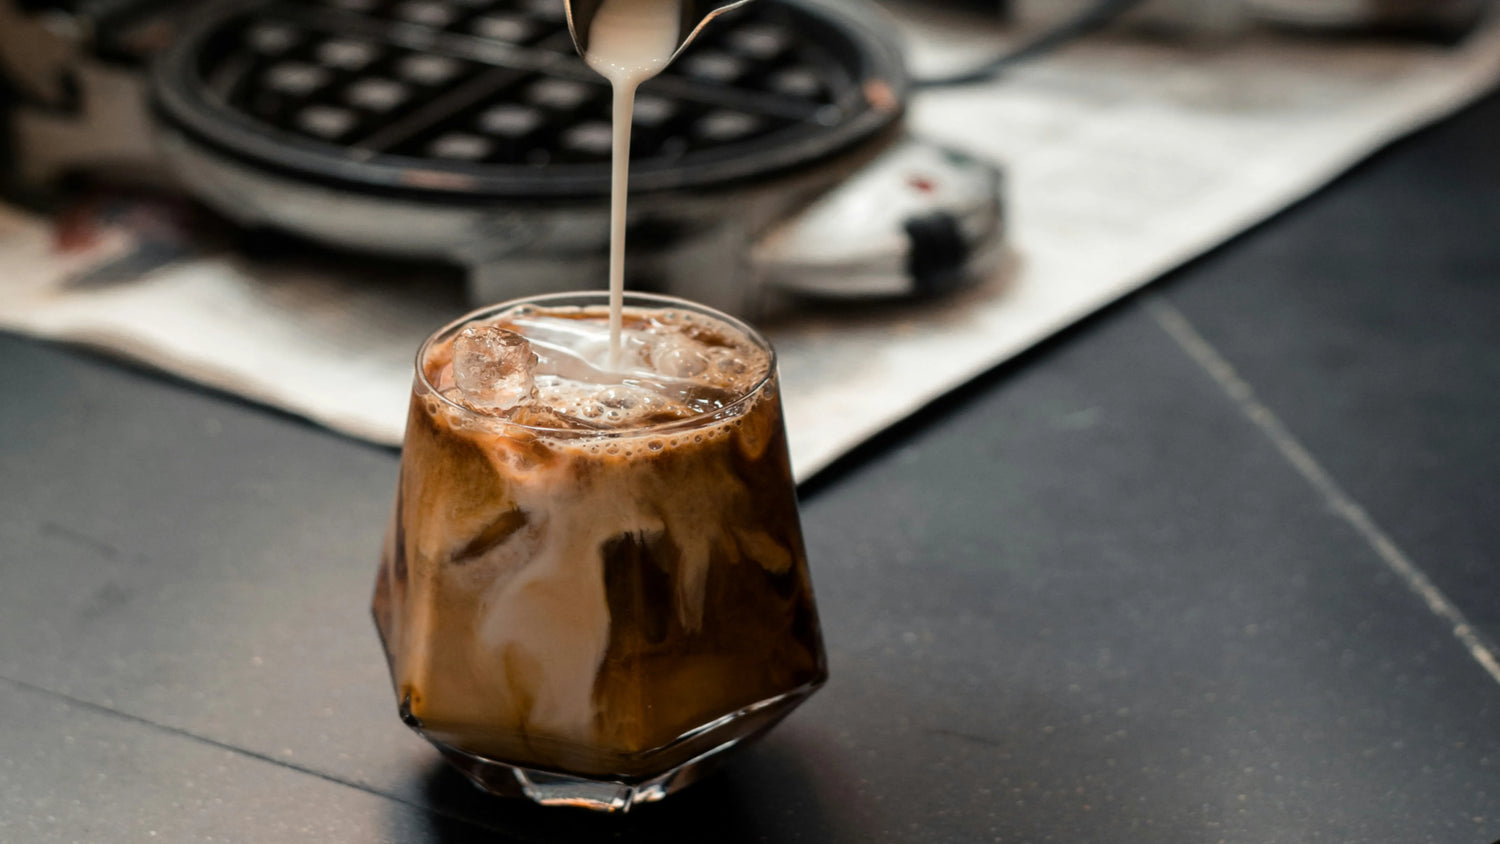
[[374, 301, 825, 776]]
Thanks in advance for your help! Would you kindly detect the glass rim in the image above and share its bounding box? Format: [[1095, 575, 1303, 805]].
[[414, 290, 778, 436]]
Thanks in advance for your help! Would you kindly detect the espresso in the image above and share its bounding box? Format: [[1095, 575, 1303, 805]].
[[373, 302, 825, 779]]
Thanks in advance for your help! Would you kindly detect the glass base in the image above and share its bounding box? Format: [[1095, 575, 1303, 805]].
[[425, 683, 819, 812], [437, 743, 725, 812]]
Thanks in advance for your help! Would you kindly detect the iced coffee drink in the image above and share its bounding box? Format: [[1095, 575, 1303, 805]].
[[372, 291, 826, 810]]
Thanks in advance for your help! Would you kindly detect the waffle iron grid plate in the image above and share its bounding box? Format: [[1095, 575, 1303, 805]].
[[152, 0, 908, 200]]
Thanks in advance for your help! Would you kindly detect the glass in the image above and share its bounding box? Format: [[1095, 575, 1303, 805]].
[[372, 291, 827, 812]]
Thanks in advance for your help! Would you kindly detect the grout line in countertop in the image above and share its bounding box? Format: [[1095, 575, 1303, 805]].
[[0, 673, 511, 838], [1143, 293, 1500, 688]]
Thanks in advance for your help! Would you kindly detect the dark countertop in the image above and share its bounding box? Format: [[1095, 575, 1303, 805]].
[[3, 89, 1499, 843]]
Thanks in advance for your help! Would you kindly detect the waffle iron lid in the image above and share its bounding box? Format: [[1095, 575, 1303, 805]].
[[151, 0, 908, 199]]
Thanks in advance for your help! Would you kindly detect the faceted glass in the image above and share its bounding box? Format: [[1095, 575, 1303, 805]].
[[372, 291, 827, 812]]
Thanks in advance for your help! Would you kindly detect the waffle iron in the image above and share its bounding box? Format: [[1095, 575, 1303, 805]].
[[8, 0, 1005, 315]]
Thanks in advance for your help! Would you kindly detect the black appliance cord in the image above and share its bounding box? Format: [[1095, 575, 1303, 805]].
[[912, 0, 1148, 89]]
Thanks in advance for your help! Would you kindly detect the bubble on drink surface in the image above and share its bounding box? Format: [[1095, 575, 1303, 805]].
[[452, 325, 538, 412], [579, 383, 693, 427], [594, 385, 640, 410]]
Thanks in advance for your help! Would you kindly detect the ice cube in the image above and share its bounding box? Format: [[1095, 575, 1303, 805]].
[[705, 346, 748, 375], [656, 345, 709, 378], [505, 405, 601, 430], [645, 333, 710, 378], [452, 325, 538, 412]]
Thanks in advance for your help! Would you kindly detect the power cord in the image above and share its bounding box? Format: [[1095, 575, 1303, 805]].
[[912, 0, 1148, 89]]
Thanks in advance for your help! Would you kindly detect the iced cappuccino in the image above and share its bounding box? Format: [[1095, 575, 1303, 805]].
[[372, 292, 826, 810]]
